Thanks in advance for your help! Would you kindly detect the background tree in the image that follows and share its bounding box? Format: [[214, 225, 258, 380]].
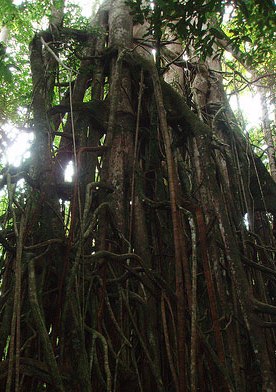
[[0, 0, 275, 391]]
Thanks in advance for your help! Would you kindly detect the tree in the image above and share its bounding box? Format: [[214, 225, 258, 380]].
[[0, 0, 275, 391]]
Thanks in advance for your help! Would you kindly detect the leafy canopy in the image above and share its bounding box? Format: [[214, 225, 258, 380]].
[[0, 0, 275, 128], [128, 0, 276, 69], [0, 0, 88, 124]]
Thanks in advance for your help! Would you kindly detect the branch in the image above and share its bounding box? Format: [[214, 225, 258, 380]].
[[84, 325, 112, 392], [24, 238, 64, 250], [0, 171, 36, 190], [242, 256, 276, 278], [252, 298, 276, 316], [41, 36, 74, 73], [258, 320, 276, 328], [85, 250, 175, 297]]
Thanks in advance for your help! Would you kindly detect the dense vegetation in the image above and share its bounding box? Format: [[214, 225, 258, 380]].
[[0, 0, 275, 391]]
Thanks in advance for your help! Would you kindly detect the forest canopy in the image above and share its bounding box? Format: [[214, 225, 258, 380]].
[[0, 0, 275, 125], [0, 0, 275, 391]]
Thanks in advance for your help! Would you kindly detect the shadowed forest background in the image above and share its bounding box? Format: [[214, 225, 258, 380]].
[[0, 0, 275, 391]]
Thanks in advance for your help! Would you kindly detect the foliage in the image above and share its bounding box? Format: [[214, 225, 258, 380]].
[[128, 0, 276, 71], [1, 0, 274, 124], [0, 0, 89, 124], [128, 0, 227, 58], [225, 0, 276, 71]]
